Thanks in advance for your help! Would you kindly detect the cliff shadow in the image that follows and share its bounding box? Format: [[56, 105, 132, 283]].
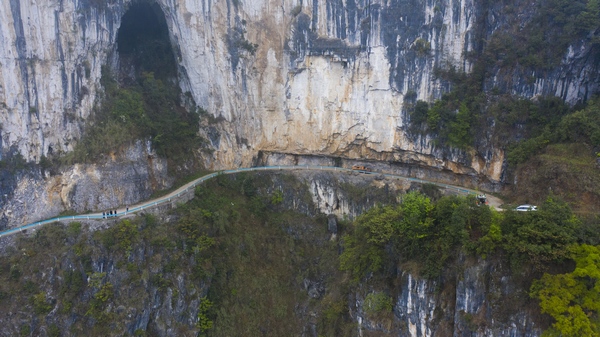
[[116, 1, 177, 85]]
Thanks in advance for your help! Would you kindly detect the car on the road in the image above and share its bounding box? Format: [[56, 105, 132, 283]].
[[514, 204, 537, 212]]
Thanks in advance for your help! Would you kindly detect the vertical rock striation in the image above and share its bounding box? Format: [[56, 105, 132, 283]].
[[355, 258, 542, 336], [1, 0, 599, 225], [0, 0, 125, 161], [1, 0, 598, 177]]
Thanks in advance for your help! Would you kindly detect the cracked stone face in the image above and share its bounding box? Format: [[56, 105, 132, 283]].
[[2, 0, 598, 179], [1, 0, 599, 228]]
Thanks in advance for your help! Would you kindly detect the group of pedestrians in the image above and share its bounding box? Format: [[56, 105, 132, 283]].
[[102, 206, 130, 219], [102, 210, 119, 219]]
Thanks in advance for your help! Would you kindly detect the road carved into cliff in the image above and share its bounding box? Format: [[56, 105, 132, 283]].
[[0, 166, 502, 238]]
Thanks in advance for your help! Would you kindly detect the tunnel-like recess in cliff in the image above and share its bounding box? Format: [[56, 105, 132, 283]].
[[89, 1, 203, 170], [117, 2, 177, 83]]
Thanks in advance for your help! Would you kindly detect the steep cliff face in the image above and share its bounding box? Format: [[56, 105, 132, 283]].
[[0, 140, 171, 230], [0, 171, 546, 336], [2, 0, 598, 180], [0, 0, 123, 161], [355, 260, 542, 337]]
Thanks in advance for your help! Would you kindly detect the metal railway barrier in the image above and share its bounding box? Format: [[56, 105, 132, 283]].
[[0, 165, 480, 239]]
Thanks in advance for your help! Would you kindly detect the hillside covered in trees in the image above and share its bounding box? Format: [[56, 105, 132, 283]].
[[1, 171, 598, 336]]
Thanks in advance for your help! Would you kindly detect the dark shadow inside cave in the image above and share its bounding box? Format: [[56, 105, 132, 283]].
[[86, 1, 203, 170], [117, 2, 177, 84]]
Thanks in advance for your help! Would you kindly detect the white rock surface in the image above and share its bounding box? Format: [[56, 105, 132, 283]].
[[0, 0, 595, 183]]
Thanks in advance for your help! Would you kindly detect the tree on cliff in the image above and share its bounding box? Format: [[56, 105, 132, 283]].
[[502, 196, 580, 269], [530, 244, 600, 337], [340, 192, 499, 280]]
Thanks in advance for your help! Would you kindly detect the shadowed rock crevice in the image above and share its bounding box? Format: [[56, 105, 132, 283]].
[[117, 2, 177, 84]]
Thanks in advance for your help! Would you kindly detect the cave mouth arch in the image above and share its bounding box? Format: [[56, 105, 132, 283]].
[[106, 1, 202, 169], [117, 1, 177, 84]]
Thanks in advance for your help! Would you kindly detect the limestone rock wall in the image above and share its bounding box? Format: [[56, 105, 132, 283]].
[[354, 258, 542, 336], [2, 0, 598, 174], [1, 0, 599, 219], [0, 0, 124, 161], [0, 140, 171, 230]]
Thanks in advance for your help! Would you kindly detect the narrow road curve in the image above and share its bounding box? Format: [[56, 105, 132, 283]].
[[0, 165, 502, 238]]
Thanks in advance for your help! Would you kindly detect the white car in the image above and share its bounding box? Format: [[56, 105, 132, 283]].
[[515, 204, 537, 212]]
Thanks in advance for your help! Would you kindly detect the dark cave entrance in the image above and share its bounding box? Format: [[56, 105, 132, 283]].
[[117, 2, 177, 84], [93, 1, 202, 171]]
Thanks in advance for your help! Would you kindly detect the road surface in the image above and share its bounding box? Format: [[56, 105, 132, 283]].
[[0, 165, 503, 239]]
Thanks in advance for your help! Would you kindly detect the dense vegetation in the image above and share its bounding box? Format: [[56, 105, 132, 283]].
[[0, 171, 598, 335], [0, 173, 356, 336], [405, 0, 600, 152], [401, 0, 600, 213], [405, 73, 578, 153], [504, 97, 600, 166], [531, 244, 600, 336], [485, 0, 600, 70], [405, 70, 591, 154], [340, 191, 599, 335], [503, 142, 600, 217], [341, 192, 582, 278], [60, 69, 204, 167]]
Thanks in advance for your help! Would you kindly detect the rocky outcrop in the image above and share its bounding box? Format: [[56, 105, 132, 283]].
[[2, 0, 599, 178], [354, 258, 542, 337], [0, 140, 171, 230], [0, 170, 545, 336], [267, 170, 409, 219], [1, 0, 599, 230], [0, 0, 122, 162]]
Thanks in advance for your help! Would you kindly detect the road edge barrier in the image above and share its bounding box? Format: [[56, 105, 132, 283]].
[[0, 165, 481, 239]]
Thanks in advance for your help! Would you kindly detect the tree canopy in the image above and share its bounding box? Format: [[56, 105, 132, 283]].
[[531, 244, 600, 337]]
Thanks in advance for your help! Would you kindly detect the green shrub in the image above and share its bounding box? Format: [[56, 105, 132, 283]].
[[530, 244, 600, 336], [197, 296, 214, 333], [114, 220, 138, 256], [409, 100, 429, 127], [364, 292, 393, 315], [86, 282, 114, 321], [413, 38, 431, 56], [150, 274, 171, 289], [9, 265, 21, 281], [506, 136, 551, 165], [420, 183, 442, 201], [502, 196, 579, 269], [61, 270, 85, 296], [22, 281, 37, 294], [67, 222, 82, 237], [340, 205, 400, 281], [32, 292, 53, 315], [447, 102, 472, 148], [19, 325, 30, 337], [0, 290, 7, 302], [557, 98, 600, 147], [271, 190, 284, 205], [95, 283, 113, 303], [87, 272, 106, 289], [48, 324, 61, 337]]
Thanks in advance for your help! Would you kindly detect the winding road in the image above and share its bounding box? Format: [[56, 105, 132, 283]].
[[0, 165, 502, 239]]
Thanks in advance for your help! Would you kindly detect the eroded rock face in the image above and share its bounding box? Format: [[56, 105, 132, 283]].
[[0, 140, 171, 230], [0, 0, 123, 162], [1, 0, 599, 221], [354, 258, 542, 337]]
